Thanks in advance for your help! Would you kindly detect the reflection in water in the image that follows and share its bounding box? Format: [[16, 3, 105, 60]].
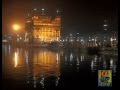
[[91, 55, 98, 72], [90, 54, 117, 73], [40, 77, 45, 88], [13, 48, 25, 68], [8, 45, 11, 54], [76, 56, 79, 66], [110, 58, 117, 74], [14, 52, 18, 67], [80, 55, 84, 62], [70, 53, 73, 62], [2, 45, 7, 55], [2, 45, 118, 89], [25, 49, 61, 88], [110, 58, 113, 67]]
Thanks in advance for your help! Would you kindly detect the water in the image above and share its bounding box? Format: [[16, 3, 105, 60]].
[[2, 45, 118, 90]]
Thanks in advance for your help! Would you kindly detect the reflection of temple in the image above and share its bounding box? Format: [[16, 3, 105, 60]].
[[25, 48, 61, 88], [25, 9, 61, 43], [32, 50, 60, 77]]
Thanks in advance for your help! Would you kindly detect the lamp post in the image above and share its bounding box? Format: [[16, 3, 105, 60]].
[[12, 24, 21, 45]]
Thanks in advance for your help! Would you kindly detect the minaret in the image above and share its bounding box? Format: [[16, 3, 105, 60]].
[[41, 8, 45, 15], [33, 8, 38, 16], [33, 8, 37, 11], [56, 9, 59, 15], [56, 9, 62, 16]]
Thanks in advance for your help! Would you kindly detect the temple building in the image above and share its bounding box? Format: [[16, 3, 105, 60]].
[[25, 9, 61, 43]]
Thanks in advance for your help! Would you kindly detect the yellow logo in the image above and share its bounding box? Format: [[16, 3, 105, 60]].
[[98, 70, 112, 87]]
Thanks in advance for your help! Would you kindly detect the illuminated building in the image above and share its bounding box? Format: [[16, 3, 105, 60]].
[[110, 32, 117, 48], [25, 9, 61, 43]]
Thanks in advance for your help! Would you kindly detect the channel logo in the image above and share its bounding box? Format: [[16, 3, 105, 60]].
[[98, 70, 112, 87]]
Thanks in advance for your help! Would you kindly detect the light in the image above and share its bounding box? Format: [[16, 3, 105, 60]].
[[34, 8, 37, 11], [110, 38, 113, 42], [104, 24, 108, 27], [2, 40, 8, 42], [20, 37, 22, 40], [42, 8, 45, 11], [81, 39, 83, 42], [70, 39, 73, 42], [56, 9, 59, 14], [26, 20, 31, 23], [13, 24, 21, 31]]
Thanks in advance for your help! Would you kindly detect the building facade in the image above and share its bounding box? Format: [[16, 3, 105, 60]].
[[25, 9, 61, 43]]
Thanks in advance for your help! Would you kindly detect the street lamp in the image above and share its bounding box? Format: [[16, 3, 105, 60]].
[[13, 24, 21, 31], [12, 24, 21, 44]]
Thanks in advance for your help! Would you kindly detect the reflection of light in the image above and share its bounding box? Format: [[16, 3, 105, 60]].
[[77, 39, 79, 42], [25, 51, 29, 66], [17, 38, 19, 42], [91, 61, 94, 69], [40, 77, 44, 88], [91, 60, 97, 72], [20, 37, 22, 40], [56, 53, 59, 64], [4, 45, 7, 54], [110, 59, 113, 67], [55, 77, 60, 86], [110, 38, 113, 42], [94, 56, 97, 62], [33, 76, 36, 88], [8, 45, 11, 54], [70, 53, 73, 62], [32, 50, 60, 79], [89, 40, 91, 41], [77, 57, 79, 65], [92, 39, 94, 41], [80, 55, 84, 62], [70, 39, 73, 42], [104, 29, 107, 31], [14, 52, 18, 67], [81, 39, 83, 42], [104, 24, 107, 27], [65, 55, 67, 61]]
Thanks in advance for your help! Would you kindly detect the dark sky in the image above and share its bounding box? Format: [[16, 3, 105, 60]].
[[2, 0, 118, 35]]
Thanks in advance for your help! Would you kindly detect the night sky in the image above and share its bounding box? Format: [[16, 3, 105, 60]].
[[2, 0, 118, 36]]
